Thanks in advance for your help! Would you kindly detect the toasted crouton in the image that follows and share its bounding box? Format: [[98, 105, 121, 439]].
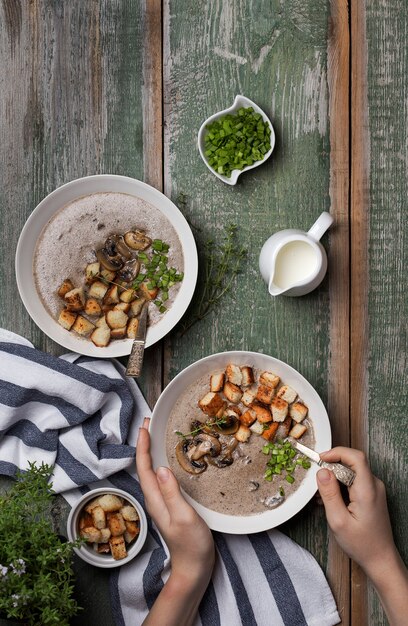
[[139, 282, 159, 301], [85, 497, 102, 513], [270, 397, 289, 422], [110, 326, 127, 340], [114, 302, 131, 313], [107, 512, 127, 537], [121, 505, 139, 522], [223, 381, 243, 404], [109, 535, 127, 560], [100, 268, 117, 282], [242, 388, 256, 407], [84, 298, 102, 317], [106, 309, 128, 330], [210, 372, 225, 392], [289, 423, 307, 439], [79, 513, 93, 529], [99, 528, 111, 543], [275, 415, 292, 440], [98, 494, 123, 512], [119, 288, 136, 303], [72, 315, 95, 336], [260, 371, 280, 388], [241, 366, 255, 387], [262, 422, 279, 441], [57, 279, 75, 299], [277, 385, 297, 404], [289, 402, 308, 423], [89, 280, 109, 300], [80, 526, 102, 543], [252, 403, 272, 424], [225, 364, 242, 386], [198, 392, 226, 416], [235, 424, 251, 443], [91, 506, 106, 530], [256, 384, 275, 405], [58, 309, 77, 330], [130, 298, 146, 317], [85, 262, 100, 283], [249, 420, 264, 435], [239, 409, 256, 427], [91, 326, 111, 348], [64, 287, 85, 311], [124, 520, 140, 543], [95, 315, 109, 328], [127, 318, 139, 339], [104, 285, 120, 305]]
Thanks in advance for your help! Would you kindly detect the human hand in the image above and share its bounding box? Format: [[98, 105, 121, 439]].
[[316, 447, 396, 576], [136, 418, 215, 585]]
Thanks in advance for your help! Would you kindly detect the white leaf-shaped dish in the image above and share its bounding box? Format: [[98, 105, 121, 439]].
[[197, 95, 275, 185]]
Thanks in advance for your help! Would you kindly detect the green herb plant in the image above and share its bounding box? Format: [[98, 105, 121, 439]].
[[180, 223, 247, 335], [0, 462, 82, 625]]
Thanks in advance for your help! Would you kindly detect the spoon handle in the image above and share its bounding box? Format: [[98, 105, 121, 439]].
[[318, 461, 356, 487]]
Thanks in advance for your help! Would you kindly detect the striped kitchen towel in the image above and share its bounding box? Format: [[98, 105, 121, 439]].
[[0, 329, 340, 626]]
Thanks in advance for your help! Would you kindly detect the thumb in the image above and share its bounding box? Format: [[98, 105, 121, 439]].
[[317, 468, 348, 530], [156, 466, 191, 517]]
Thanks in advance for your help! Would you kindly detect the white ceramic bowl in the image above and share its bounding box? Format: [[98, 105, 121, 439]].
[[150, 350, 331, 534], [197, 95, 275, 185], [15, 175, 198, 357], [67, 487, 148, 568]]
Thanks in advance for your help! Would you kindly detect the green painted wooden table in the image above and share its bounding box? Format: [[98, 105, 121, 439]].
[[0, 1, 406, 624]]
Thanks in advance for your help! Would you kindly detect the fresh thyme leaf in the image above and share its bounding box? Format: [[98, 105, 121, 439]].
[[175, 415, 228, 439], [179, 223, 247, 335]]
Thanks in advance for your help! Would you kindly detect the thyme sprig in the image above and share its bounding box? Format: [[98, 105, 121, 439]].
[[180, 223, 247, 335], [175, 415, 228, 439]]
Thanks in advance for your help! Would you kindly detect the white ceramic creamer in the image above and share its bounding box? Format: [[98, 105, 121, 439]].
[[259, 212, 334, 297]]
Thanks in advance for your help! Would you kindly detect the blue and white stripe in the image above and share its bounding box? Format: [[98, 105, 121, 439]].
[[0, 329, 340, 626]]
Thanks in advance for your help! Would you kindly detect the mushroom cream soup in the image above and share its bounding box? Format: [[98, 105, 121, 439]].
[[165, 368, 315, 516], [33, 192, 184, 329]]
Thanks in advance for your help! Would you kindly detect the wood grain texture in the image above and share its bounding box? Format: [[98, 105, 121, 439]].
[[164, 0, 333, 577], [327, 2, 351, 622], [363, 1, 408, 624]]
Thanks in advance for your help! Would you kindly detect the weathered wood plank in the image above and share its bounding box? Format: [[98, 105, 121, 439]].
[[363, 1, 408, 624], [164, 0, 334, 591], [327, 2, 351, 622]]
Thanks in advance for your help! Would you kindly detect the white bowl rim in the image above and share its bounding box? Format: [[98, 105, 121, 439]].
[[197, 95, 275, 186], [15, 174, 198, 357], [66, 487, 148, 568], [150, 350, 331, 534]]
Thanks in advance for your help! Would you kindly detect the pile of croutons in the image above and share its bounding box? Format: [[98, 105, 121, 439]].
[[198, 363, 309, 444], [78, 493, 140, 560], [56, 267, 152, 347]]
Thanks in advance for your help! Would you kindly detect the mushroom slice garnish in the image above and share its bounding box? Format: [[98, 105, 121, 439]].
[[124, 230, 152, 251], [262, 493, 285, 509], [249, 481, 260, 492], [206, 437, 238, 468], [104, 235, 119, 257], [115, 235, 133, 260], [175, 439, 207, 475], [117, 258, 140, 283], [210, 411, 239, 435], [190, 433, 221, 460], [96, 248, 123, 272]]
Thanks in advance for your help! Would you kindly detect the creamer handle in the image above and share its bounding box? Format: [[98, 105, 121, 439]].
[[307, 212, 334, 242]]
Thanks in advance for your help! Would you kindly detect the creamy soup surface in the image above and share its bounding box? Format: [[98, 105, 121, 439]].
[[33, 192, 184, 328], [166, 367, 315, 516]]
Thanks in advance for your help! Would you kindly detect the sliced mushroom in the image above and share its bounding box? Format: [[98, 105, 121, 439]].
[[210, 411, 239, 435], [117, 258, 140, 283], [206, 437, 238, 468], [124, 230, 152, 251], [249, 481, 259, 492], [175, 439, 207, 474], [115, 235, 133, 260], [96, 248, 123, 272], [190, 433, 221, 460], [104, 235, 119, 257], [262, 493, 285, 509]]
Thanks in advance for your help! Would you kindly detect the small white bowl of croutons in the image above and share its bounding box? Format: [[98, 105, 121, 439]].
[[67, 488, 148, 568]]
